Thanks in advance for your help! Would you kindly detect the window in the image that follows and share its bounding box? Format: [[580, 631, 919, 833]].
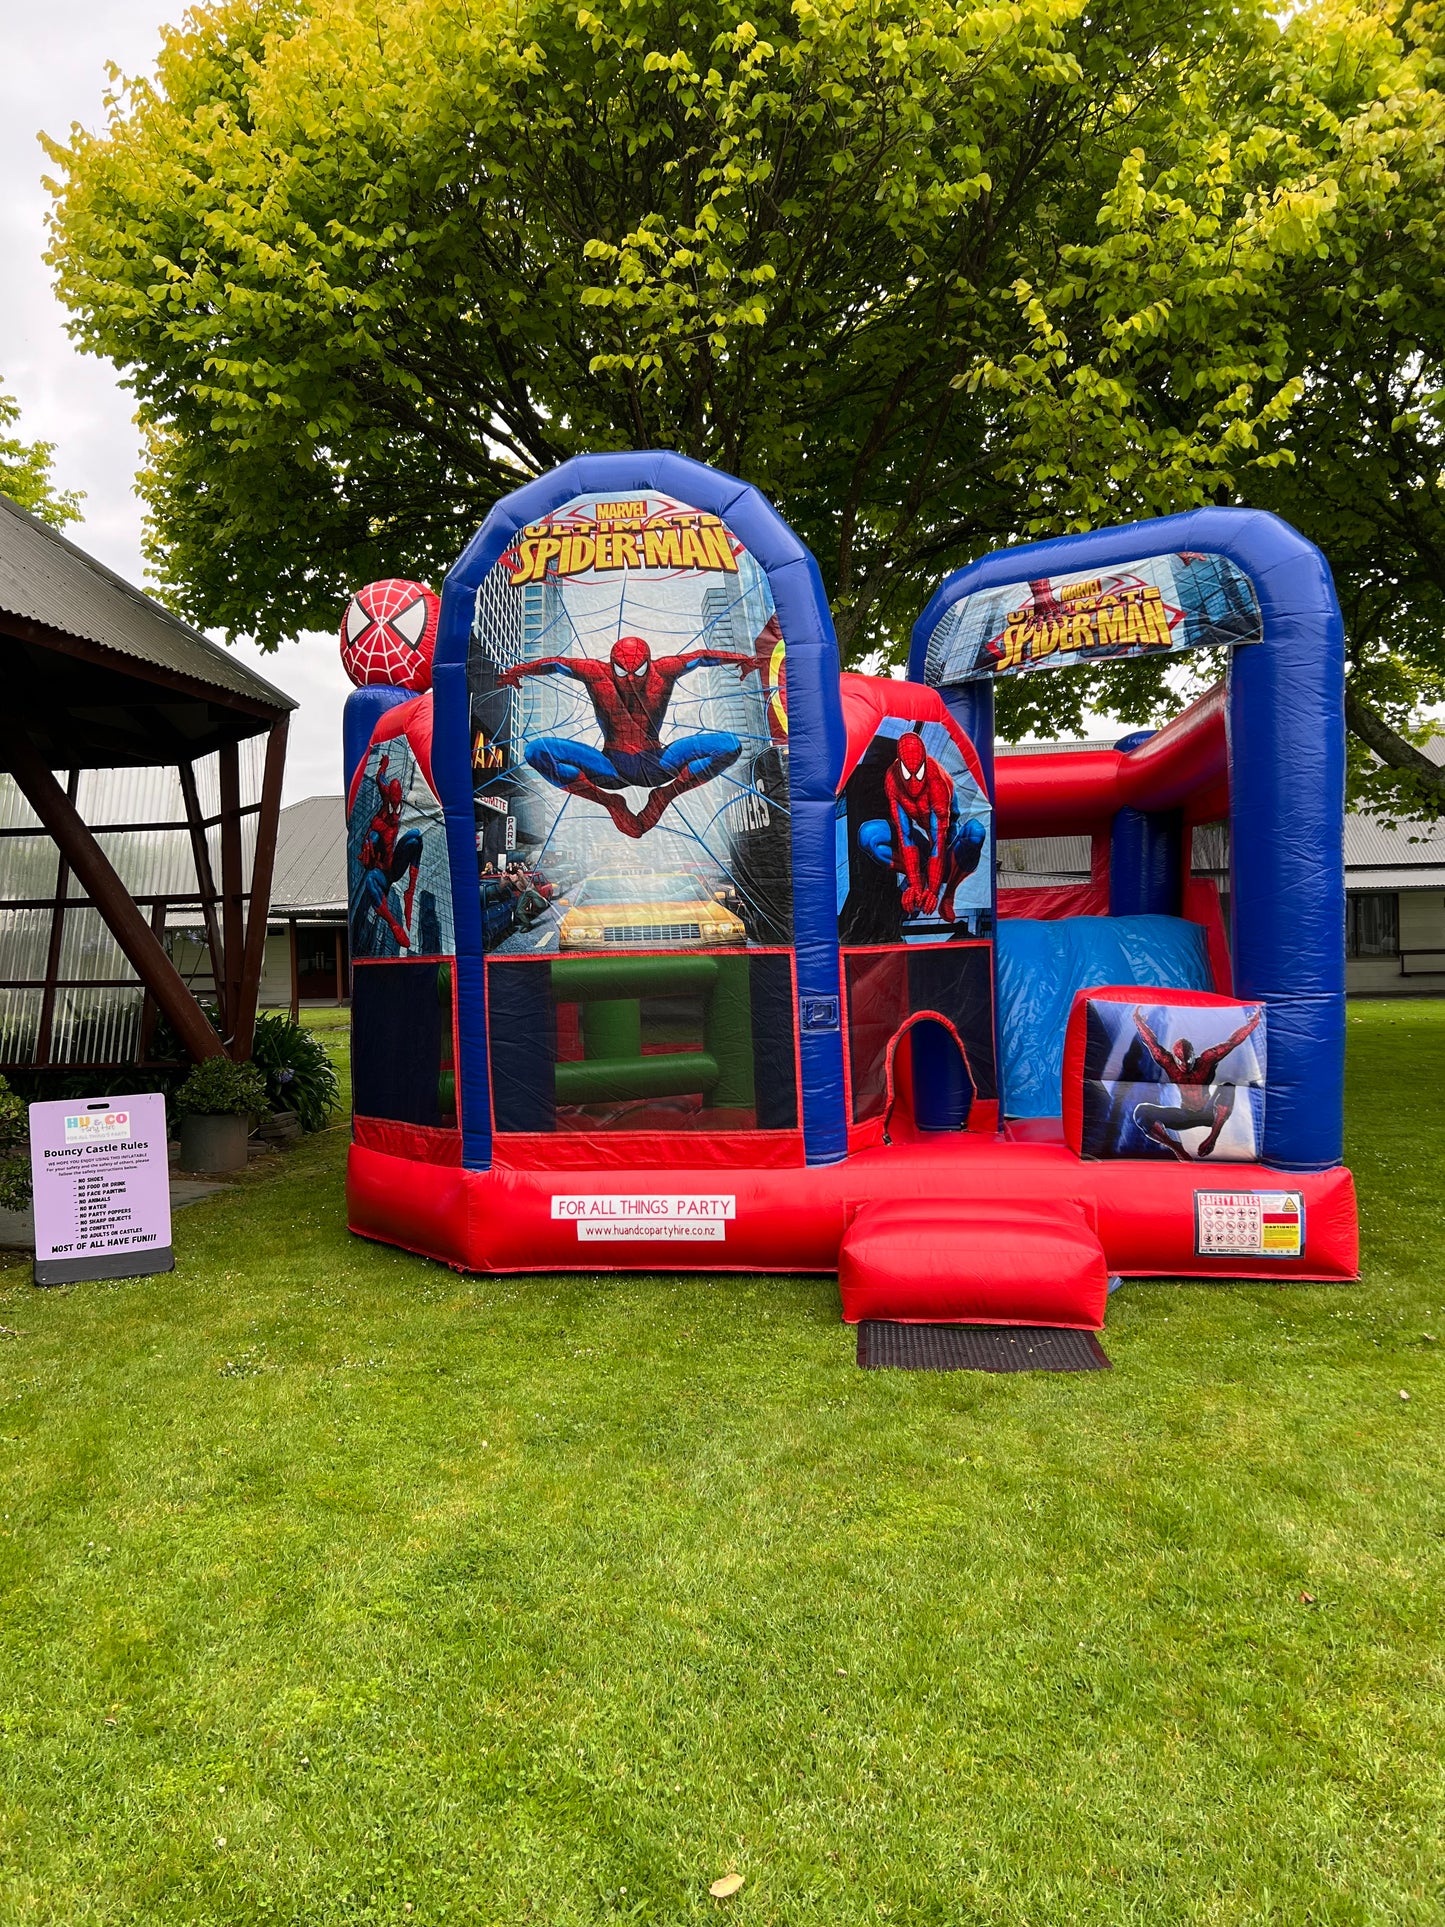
[[487, 952, 798, 1135], [295, 924, 346, 1001], [352, 960, 456, 1128], [1347, 892, 1399, 959]]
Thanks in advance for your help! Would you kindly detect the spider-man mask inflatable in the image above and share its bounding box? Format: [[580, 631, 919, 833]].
[[340, 579, 440, 691]]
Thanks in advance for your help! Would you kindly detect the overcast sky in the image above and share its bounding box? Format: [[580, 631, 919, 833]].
[[0, 2, 350, 804]]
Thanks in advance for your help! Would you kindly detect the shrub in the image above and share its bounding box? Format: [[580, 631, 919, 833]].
[[250, 1014, 341, 1133], [175, 1056, 268, 1118], [0, 1075, 30, 1211]]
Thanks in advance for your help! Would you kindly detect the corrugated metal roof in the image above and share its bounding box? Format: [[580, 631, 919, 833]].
[[1344, 738, 1445, 872], [1345, 867, 1445, 891], [996, 738, 1119, 756], [0, 492, 295, 711], [1344, 817, 1445, 867], [269, 795, 347, 915]]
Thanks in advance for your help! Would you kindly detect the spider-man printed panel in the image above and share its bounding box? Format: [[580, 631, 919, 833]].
[[1066, 989, 1267, 1163], [921, 550, 1262, 685], [466, 490, 792, 957], [347, 715, 455, 961], [836, 715, 992, 946]]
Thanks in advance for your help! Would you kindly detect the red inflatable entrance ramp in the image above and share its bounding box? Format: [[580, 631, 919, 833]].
[[838, 1198, 1110, 1330]]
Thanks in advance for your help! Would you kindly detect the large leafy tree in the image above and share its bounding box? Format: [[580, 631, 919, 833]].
[[1242, 3, 1445, 817], [926, 0, 1445, 789], [43, 0, 1289, 637], [42, 0, 1445, 799], [0, 385, 82, 528]]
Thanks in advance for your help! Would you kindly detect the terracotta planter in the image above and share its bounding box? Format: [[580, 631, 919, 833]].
[[178, 1112, 249, 1174]]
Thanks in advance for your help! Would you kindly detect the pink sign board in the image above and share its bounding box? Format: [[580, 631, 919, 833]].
[[28, 1093, 173, 1287]]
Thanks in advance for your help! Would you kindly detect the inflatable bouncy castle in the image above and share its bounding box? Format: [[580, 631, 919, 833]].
[[341, 453, 1358, 1331]]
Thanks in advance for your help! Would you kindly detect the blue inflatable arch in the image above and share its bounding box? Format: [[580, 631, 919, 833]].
[[431, 450, 849, 1169], [909, 507, 1347, 1173]]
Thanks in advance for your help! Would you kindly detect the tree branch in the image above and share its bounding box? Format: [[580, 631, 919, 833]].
[[1345, 688, 1445, 799]]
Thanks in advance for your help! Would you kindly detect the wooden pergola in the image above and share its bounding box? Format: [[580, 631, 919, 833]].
[[0, 494, 294, 1070]]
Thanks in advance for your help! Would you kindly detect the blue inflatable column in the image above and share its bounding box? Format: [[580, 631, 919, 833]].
[[1228, 544, 1346, 1171], [433, 581, 494, 1170], [940, 682, 995, 800], [343, 686, 412, 794], [1108, 731, 1182, 918]]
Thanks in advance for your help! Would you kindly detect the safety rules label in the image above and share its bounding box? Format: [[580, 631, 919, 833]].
[[1195, 1191, 1304, 1259], [550, 1194, 735, 1241]]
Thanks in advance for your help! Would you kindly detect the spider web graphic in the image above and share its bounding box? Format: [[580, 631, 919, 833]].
[[475, 496, 793, 951], [607, 560, 789, 935], [651, 791, 785, 937], [511, 564, 786, 797], [616, 554, 788, 809]]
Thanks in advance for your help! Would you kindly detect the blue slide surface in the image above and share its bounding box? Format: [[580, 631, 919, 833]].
[[997, 915, 1212, 1118]]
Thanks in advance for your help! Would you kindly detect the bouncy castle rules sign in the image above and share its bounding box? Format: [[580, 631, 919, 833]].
[[29, 1094, 173, 1287]]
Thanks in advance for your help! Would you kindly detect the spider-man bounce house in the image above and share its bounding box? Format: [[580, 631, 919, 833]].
[[340, 452, 1358, 1331]]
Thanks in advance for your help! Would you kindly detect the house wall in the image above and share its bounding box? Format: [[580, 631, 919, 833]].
[[166, 929, 310, 1010], [1347, 889, 1445, 997], [260, 930, 292, 1008]]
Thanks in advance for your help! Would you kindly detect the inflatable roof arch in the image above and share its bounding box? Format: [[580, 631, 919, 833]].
[[338, 454, 1358, 1328]]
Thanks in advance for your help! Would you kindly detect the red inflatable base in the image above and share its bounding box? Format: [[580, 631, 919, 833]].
[[347, 1123, 1359, 1293]]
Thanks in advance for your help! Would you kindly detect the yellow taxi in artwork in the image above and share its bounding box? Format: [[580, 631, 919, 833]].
[[557, 872, 747, 950]]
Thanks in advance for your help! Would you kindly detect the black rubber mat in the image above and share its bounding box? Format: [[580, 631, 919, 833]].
[[856, 1321, 1111, 1373]]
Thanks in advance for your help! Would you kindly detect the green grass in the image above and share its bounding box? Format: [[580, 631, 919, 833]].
[[0, 1002, 1441, 1926]]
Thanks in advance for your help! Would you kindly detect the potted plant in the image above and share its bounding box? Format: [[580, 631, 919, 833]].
[[250, 1013, 341, 1142], [175, 1057, 268, 1174]]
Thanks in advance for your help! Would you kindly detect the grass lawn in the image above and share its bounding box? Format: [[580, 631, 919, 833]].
[[0, 1001, 1441, 1925]]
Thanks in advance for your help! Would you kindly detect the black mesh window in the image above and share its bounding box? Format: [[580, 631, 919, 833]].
[[844, 947, 995, 1123], [352, 961, 456, 1128], [487, 952, 798, 1134]]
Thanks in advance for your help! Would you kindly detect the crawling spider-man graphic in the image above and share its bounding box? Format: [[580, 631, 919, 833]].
[[858, 731, 986, 922], [497, 635, 760, 838], [352, 752, 424, 950], [1130, 1004, 1263, 1159]]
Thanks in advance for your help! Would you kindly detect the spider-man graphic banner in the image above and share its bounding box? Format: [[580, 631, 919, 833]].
[[347, 727, 455, 960], [1078, 997, 1267, 1163], [923, 550, 1263, 685], [467, 490, 791, 957], [836, 715, 992, 946]]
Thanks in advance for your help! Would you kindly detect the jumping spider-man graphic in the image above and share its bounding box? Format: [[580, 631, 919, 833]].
[[497, 634, 760, 838], [1130, 1005, 1263, 1158]]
